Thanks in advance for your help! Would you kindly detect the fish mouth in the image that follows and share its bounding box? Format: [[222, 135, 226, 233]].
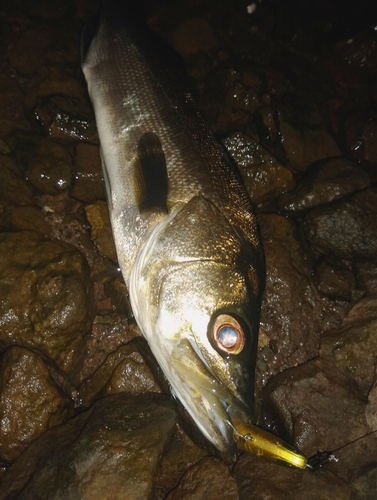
[[169, 336, 252, 453]]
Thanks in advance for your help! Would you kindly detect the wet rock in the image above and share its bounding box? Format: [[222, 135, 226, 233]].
[[0, 154, 33, 208], [0, 393, 177, 500], [73, 143, 105, 202], [201, 66, 262, 132], [26, 65, 87, 109], [233, 453, 351, 500], [322, 429, 377, 484], [0, 205, 52, 236], [90, 256, 120, 312], [321, 297, 377, 395], [264, 358, 370, 457], [344, 116, 377, 163], [165, 456, 239, 500], [155, 424, 208, 498], [9, 25, 66, 75], [79, 341, 161, 407], [8, 132, 72, 195], [350, 468, 377, 500], [313, 257, 356, 301], [7, 0, 72, 20], [335, 32, 377, 75], [89, 254, 131, 315], [0, 74, 30, 135], [226, 78, 260, 117], [224, 132, 295, 206], [33, 95, 97, 142], [366, 378, 377, 430], [103, 273, 133, 317], [339, 295, 377, 325], [257, 214, 341, 378], [257, 102, 280, 146], [0, 140, 11, 155], [355, 261, 377, 294], [304, 187, 377, 260], [278, 157, 370, 212], [85, 200, 118, 261], [278, 110, 341, 172], [0, 231, 94, 373], [44, 212, 97, 267], [167, 17, 220, 58], [0, 346, 73, 464], [75, 314, 137, 384], [74, 0, 99, 21]]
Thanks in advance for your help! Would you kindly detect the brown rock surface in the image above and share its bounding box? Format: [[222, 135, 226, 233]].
[[33, 95, 97, 142], [356, 261, 377, 294], [257, 214, 341, 378], [366, 378, 377, 430], [0, 393, 177, 500], [165, 456, 239, 500], [224, 132, 295, 206], [0, 346, 73, 463], [85, 201, 118, 261], [0, 155, 33, 208], [233, 453, 351, 500], [304, 187, 377, 259], [321, 297, 377, 395], [73, 143, 105, 202], [0, 231, 94, 373], [167, 17, 220, 58], [0, 74, 30, 136], [155, 425, 208, 498], [79, 341, 162, 407], [8, 132, 72, 195], [0, 205, 53, 236], [264, 358, 370, 457], [278, 157, 371, 212], [349, 468, 377, 500], [279, 117, 341, 172], [313, 257, 356, 301]]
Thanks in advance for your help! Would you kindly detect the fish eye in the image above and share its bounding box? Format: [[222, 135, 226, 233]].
[[212, 314, 246, 355]]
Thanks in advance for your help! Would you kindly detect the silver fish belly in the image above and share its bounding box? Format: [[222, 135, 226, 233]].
[[82, 0, 265, 453]]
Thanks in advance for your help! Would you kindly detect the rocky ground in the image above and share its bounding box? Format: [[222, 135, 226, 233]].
[[0, 0, 376, 498]]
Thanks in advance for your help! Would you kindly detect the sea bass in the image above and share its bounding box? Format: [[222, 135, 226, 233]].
[[81, 0, 265, 454]]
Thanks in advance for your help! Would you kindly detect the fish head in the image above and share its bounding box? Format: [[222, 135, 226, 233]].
[[154, 261, 262, 453], [130, 195, 264, 453]]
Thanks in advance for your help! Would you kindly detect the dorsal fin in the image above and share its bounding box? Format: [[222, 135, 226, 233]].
[[137, 132, 168, 213]]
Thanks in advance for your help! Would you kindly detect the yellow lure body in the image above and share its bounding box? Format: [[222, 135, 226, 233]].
[[233, 421, 307, 469]]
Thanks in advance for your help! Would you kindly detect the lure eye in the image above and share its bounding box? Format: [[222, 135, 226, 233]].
[[212, 314, 246, 355]]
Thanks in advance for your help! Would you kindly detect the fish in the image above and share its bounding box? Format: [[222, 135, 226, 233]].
[[81, 0, 265, 454]]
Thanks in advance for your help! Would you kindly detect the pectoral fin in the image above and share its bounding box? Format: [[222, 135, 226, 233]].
[[137, 132, 168, 213]]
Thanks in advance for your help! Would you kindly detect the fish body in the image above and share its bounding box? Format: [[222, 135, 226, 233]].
[[82, 0, 265, 453]]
